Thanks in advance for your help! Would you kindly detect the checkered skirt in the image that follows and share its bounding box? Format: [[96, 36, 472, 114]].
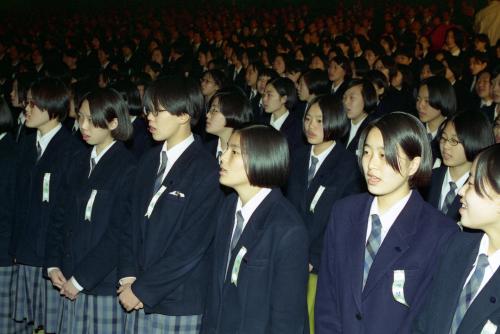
[[57, 294, 126, 334], [0, 266, 31, 333], [125, 309, 202, 334]]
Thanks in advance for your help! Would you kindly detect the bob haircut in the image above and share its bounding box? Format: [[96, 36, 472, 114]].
[[0, 97, 14, 133], [357, 112, 433, 188], [440, 112, 494, 162], [112, 80, 143, 117], [301, 70, 330, 96], [30, 77, 70, 122], [473, 143, 500, 199], [144, 76, 204, 126], [202, 69, 227, 89], [365, 70, 389, 93], [307, 94, 349, 141], [329, 55, 352, 78], [267, 77, 297, 110], [419, 76, 457, 118], [82, 88, 133, 141], [237, 125, 289, 188], [208, 86, 253, 129], [344, 78, 378, 114]]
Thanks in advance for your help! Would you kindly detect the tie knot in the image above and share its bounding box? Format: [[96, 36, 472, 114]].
[[310, 155, 319, 166], [371, 214, 382, 230], [477, 253, 489, 270], [236, 210, 244, 224], [449, 181, 457, 191]]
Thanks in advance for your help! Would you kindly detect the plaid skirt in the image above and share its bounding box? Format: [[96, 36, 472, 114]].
[[125, 309, 202, 334], [57, 294, 125, 334], [12, 264, 61, 333], [0, 266, 32, 334]]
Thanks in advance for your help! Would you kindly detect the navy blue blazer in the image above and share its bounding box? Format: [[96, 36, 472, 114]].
[[421, 165, 463, 222], [258, 112, 306, 152], [0, 134, 17, 266], [11, 126, 84, 266], [45, 142, 136, 295], [315, 191, 458, 334], [286, 144, 364, 273], [413, 232, 500, 334], [125, 117, 155, 160], [119, 139, 223, 315], [342, 114, 376, 154], [202, 189, 309, 334]]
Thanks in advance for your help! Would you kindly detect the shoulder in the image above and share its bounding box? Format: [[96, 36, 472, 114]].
[[333, 192, 371, 212], [416, 195, 459, 233]]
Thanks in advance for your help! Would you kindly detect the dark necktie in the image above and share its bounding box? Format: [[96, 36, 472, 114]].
[[36, 141, 42, 162], [307, 156, 319, 187], [153, 151, 168, 194], [363, 214, 382, 288], [441, 181, 457, 215], [226, 210, 245, 280], [89, 158, 97, 176]]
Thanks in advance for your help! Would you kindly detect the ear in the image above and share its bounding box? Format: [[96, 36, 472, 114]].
[[177, 113, 191, 125], [408, 156, 421, 177], [280, 95, 288, 105], [108, 118, 118, 131]]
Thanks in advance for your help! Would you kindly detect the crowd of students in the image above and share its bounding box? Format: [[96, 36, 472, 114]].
[[0, 1, 500, 334]]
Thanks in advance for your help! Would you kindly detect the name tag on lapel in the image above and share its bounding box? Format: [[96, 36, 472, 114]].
[[231, 247, 247, 286], [42, 173, 51, 202], [84, 190, 98, 221], [392, 270, 409, 307], [482, 320, 498, 334], [310, 185, 326, 213], [145, 186, 167, 218]]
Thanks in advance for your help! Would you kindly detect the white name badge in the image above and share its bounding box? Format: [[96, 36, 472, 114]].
[[310, 185, 326, 212], [481, 320, 498, 334], [231, 247, 247, 286], [84, 190, 98, 221], [145, 186, 167, 218], [392, 270, 409, 307], [42, 173, 51, 202]]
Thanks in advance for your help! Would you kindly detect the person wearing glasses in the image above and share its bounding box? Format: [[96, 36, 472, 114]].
[[118, 76, 223, 334], [422, 112, 494, 222]]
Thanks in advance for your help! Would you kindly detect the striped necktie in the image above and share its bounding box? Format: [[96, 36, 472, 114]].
[[363, 214, 382, 288], [441, 181, 457, 215], [153, 151, 168, 194], [307, 156, 319, 187]]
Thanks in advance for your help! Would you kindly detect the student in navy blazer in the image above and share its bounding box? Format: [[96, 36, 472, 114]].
[[422, 112, 494, 222], [118, 77, 223, 334], [327, 55, 350, 98], [413, 144, 500, 334], [261, 77, 306, 152], [45, 88, 136, 333], [286, 94, 364, 333], [11, 78, 84, 334], [203, 125, 309, 334], [315, 113, 459, 334]]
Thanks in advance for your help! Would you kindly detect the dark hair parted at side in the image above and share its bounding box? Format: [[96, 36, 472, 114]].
[[441, 112, 494, 162], [419, 76, 457, 118], [237, 125, 289, 188], [144, 76, 204, 126], [358, 112, 433, 188], [0, 97, 14, 133], [112, 80, 143, 117], [267, 77, 297, 110], [307, 94, 349, 141], [473, 144, 500, 199], [30, 77, 70, 121], [82, 88, 133, 141], [208, 86, 253, 129], [345, 78, 378, 114], [301, 70, 330, 96]]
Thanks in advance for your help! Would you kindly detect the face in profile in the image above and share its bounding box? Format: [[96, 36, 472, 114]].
[[219, 132, 248, 189]]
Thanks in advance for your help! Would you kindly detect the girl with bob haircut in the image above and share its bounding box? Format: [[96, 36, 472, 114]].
[[316, 112, 458, 334], [12, 77, 85, 334], [262, 77, 305, 151], [413, 144, 500, 333], [423, 112, 494, 222], [328, 55, 351, 97], [297, 70, 330, 109], [287, 94, 363, 334], [341, 78, 378, 153], [45, 88, 135, 333], [416, 76, 457, 162], [203, 125, 309, 333], [205, 86, 254, 159]]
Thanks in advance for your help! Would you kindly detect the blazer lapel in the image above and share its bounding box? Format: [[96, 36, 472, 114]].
[[306, 144, 343, 204], [217, 196, 238, 295], [428, 166, 446, 208]]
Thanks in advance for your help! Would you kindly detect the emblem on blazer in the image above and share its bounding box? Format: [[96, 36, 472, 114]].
[[392, 270, 409, 307]]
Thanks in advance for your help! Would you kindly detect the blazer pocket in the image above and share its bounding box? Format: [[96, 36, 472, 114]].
[[243, 257, 268, 268]]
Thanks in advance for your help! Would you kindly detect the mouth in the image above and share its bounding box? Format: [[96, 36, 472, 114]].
[[81, 134, 90, 141], [366, 173, 381, 185], [148, 126, 156, 133], [306, 132, 316, 138], [219, 167, 227, 176]]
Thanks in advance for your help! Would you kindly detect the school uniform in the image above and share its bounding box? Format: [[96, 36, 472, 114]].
[[202, 189, 309, 334], [260, 111, 306, 152], [45, 141, 136, 333], [315, 191, 459, 334], [422, 165, 468, 223], [119, 135, 223, 334], [426, 123, 442, 164], [125, 116, 155, 160], [342, 114, 375, 155], [11, 125, 84, 333], [330, 81, 348, 99], [413, 232, 500, 334], [0, 133, 31, 333]]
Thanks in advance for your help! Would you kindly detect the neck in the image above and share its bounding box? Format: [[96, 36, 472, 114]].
[[485, 230, 500, 255], [333, 78, 343, 87], [272, 106, 288, 120], [313, 140, 334, 155], [427, 115, 445, 133], [307, 95, 316, 103], [95, 137, 114, 156], [376, 185, 411, 214], [352, 112, 368, 125], [236, 184, 263, 206], [165, 127, 191, 150], [449, 162, 472, 181], [218, 128, 233, 151], [38, 119, 59, 136]]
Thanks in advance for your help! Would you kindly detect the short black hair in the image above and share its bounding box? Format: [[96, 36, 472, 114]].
[[144, 76, 204, 126], [307, 94, 349, 141], [352, 57, 370, 78], [238, 125, 289, 188], [267, 77, 297, 110], [202, 69, 227, 89], [301, 70, 330, 96], [358, 112, 433, 188], [444, 54, 463, 80], [330, 55, 352, 78], [208, 86, 253, 129], [420, 76, 457, 117], [441, 112, 494, 162], [258, 68, 278, 80], [422, 59, 446, 78], [30, 77, 69, 121], [13, 72, 37, 105], [473, 144, 500, 198], [447, 27, 465, 49], [82, 88, 132, 141], [365, 70, 388, 93], [0, 97, 14, 133], [111, 80, 143, 117], [344, 78, 378, 114], [470, 50, 490, 65]]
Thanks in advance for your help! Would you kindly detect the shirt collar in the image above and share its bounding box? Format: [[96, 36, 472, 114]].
[[478, 234, 500, 271], [311, 142, 335, 166], [36, 123, 62, 156], [0, 133, 6, 141], [216, 138, 223, 157], [270, 110, 290, 130], [90, 141, 117, 166], [235, 188, 273, 230], [369, 190, 413, 236], [161, 134, 195, 166], [443, 167, 470, 190], [426, 123, 439, 139]]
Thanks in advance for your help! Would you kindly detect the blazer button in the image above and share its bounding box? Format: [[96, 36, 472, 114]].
[[395, 246, 402, 252], [355, 313, 362, 320], [491, 297, 497, 303]]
